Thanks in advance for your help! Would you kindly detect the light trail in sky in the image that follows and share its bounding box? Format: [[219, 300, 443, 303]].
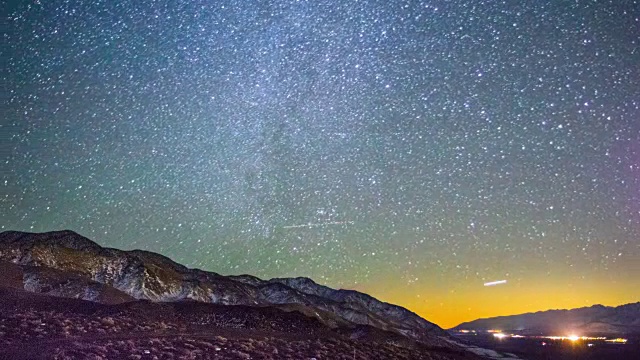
[[3, 0, 638, 329], [484, 280, 507, 287], [283, 221, 354, 229]]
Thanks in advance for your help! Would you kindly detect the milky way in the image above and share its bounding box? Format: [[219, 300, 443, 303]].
[[3, 1, 639, 327]]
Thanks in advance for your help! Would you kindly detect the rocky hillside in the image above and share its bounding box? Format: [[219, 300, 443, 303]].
[[1, 286, 485, 360], [0, 230, 446, 347]]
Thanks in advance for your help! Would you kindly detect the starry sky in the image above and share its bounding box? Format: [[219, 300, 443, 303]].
[[2, 0, 639, 328]]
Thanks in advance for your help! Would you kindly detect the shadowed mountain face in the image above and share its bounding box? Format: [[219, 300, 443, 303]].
[[452, 303, 640, 335], [1, 286, 489, 360], [0, 230, 447, 348]]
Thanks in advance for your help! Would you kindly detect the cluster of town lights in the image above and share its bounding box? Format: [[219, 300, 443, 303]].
[[457, 330, 628, 344], [486, 331, 628, 344]]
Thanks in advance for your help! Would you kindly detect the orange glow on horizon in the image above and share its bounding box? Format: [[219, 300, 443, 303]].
[[355, 269, 639, 329]]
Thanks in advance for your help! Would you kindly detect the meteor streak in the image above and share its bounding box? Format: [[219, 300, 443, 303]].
[[283, 221, 354, 229], [484, 280, 507, 287]]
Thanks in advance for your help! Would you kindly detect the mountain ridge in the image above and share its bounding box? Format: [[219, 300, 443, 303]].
[[452, 302, 640, 335], [0, 229, 445, 346]]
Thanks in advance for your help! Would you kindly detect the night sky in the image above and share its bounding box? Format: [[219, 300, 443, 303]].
[[3, 0, 639, 328]]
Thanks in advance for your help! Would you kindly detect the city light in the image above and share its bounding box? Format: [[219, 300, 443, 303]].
[[455, 330, 627, 345], [605, 338, 628, 344]]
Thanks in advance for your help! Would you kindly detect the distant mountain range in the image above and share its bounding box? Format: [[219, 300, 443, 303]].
[[452, 302, 640, 335]]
